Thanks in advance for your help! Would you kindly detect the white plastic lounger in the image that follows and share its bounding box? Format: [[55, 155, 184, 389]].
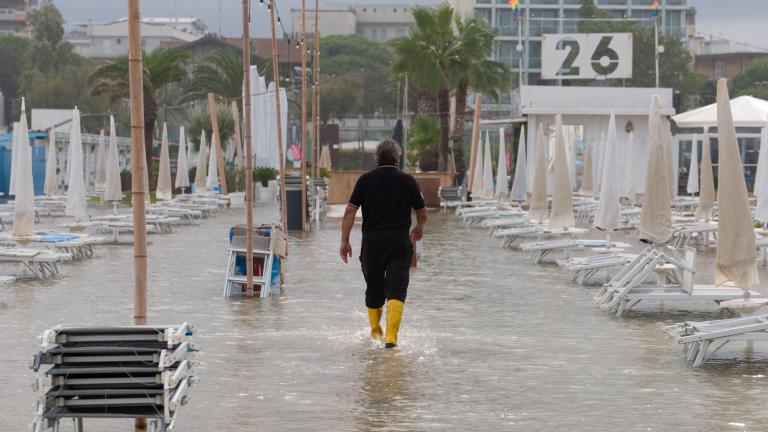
[[562, 253, 637, 285], [595, 247, 764, 317], [481, 217, 532, 235], [0, 247, 71, 279], [494, 226, 587, 249], [665, 315, 768, 367], [520, 239, 630, 264], [0, 275, 14, 285]]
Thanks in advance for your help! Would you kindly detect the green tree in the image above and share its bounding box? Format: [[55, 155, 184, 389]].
[[185, 105, 234, 152], [319, 74, 363, 123], [25, 3, 73, 74], [88, 48, 190, 164], [732, 58, 768, 100], [184, 48, 244, 103], [408, 115, 440, 171], [0, 36, 29, 124]]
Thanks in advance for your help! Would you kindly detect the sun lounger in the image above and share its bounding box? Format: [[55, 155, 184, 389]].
[[493, 226, 587, 249], [0, 247, 71, 279], [665, 315, 768, 367], [520, 239, 631, 264], [561, 253, 637, 285], [595, 246, 764, 317], [438, 186, 464, 211]]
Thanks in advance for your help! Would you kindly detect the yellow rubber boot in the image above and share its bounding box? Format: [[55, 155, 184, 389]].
[[368, 307, 384, 341], [384, 300, 404, 348]]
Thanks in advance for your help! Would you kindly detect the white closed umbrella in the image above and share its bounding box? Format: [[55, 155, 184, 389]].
[[528, 123, 548, 222], [754, 122, 768, 198], [548, 114, 575, 229], [12, 105, 34, 236], [639, 96, 673, 244], [696, 130, 716, 221], [470, 131, 484, 198], [175, 126, 190, 191], [95, 128, 107, 190], [623, 131, 637, 203], [103, 115, 123, 202], [206, 133, 220, 190], [156, 123, 172, 200], [481, 131, 494, 199], [44, 126, 58, 196], [593, 130, 605, 198], [495, 128, 508, 200], [686, 134, 700, 195], [714, 78, 759, 291], [195, 130, 208, 192], [65, 108, 87, 221], [510, 126, 528, 202], [9, 122, 19, 196], [319, 144, 332, 170], [580, 138, 593, 195], [594, 111, 621, 234]]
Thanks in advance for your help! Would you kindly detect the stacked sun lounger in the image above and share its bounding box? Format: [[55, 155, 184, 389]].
[[31, 323, 198, 432], [665, 315, 768, 367]]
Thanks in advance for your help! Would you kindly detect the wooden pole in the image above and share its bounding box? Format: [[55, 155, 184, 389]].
[[128, 0, 148, 429], [312, 0, 320, 178], [300, 0, 308, 231], [467, 94, 482, 192], [231, 101, 243, 169], [269, 0, 288, 230], [207, 92, 228, 194], [242, 0, 254, 297]]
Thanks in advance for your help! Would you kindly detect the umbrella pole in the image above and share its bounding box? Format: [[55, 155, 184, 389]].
[[269, 0, 288, 231], [128, 0, 148, 429], [242, 0, 254, 297], [300, 0, 308, 231], [467, 95, 482, 192], [208, 92, 228, 194]]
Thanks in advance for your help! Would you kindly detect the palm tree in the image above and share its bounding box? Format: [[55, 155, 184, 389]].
[[451, 17, 511, 174], [183, 48, 243, 103], [392, 5, 458, 171], [88, 48, 190, 165]]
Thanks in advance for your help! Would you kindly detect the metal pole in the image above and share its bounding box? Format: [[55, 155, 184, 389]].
[[654, 18, 660, 88], [270, 0, 289, 230], [242, 0, 254, 297], [300, 0, 308, 231], [128, 0, 148, 430], [207, 92, 228, 194]]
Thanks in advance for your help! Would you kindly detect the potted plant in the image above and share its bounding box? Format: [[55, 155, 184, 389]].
[[253, 166, 279, 202]]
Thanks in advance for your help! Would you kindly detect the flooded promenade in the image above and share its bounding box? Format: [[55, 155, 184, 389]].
[[2, 207, 768, 431]]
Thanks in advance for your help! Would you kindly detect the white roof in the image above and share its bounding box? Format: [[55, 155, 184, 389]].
[[673, 95, 768, 129]]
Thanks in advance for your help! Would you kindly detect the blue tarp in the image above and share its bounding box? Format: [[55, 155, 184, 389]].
[[0, 132, 49, 198]]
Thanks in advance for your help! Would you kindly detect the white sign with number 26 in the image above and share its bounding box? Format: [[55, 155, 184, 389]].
[[541, 33, 633, 80]]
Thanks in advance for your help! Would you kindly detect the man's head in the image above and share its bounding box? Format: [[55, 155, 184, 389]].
[[376, 139, 401, 167]]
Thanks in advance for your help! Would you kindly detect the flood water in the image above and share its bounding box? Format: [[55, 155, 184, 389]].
[[1, 205, 768, 431]]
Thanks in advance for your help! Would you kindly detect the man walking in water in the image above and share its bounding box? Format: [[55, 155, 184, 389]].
[[340, 140, 427, 348]]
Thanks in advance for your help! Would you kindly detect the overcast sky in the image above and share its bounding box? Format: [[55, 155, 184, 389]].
[[50, 0, 768, 50]]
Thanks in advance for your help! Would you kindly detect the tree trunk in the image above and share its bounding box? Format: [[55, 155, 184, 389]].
[[453, 81, 468, 176], [416, 88, 436, 116], [437, 87, 450, 172]]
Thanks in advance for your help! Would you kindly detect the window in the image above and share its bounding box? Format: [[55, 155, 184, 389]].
[[529, 0, 559, 4], [396, 27, 406, 37], [356, 27, 364, 38], [380, 28, 388, 40], [563, 9, 578, 33], [370, 28, 378, 41], [665, 10, 684, 37], [631, 0, 655, 5], [496, 9, 520, 36], [495, 41, 521, 68], [714, 61, 726, 79], [116, 38, 122, 44], [598, 0, 628, 5], [475, 8, 492, 27], [630, 9, 654, 29], [529, 41, 542, 69], [528, 9, 558, 37]]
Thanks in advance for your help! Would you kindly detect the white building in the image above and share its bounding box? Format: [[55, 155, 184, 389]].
[[65, 17, 206, 59], [291, 3, 417, 43]]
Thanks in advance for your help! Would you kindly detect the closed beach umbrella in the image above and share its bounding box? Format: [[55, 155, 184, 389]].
[[639, 96, 673, 244], [754, 121, 768, 197], [714, 78, 758, 291], [175, 126, 190, 190], [481, 131, 494, 199], [528, 123, 548, 222], [594, 111, 621, 232], [195, 130, 208, 192], [9, 122, 19, 196], [470, 131, 484, 198], [510, 126, 528, 202], [495, 128, 508, 200], [65, 108, 87, 221], [12, 106, 34, 236], [206, 134, 220, 190], [319, 144, 332, 170], [156, 122, 172, 200], [593, 130, 605, 198], [580, 138, 593, 195], [95, 128, 107, 190], [549, 114, 574, 229], [103, 115, 122, 202], [686, 134, 699, 195], [44, 126, 58, 196], [623, 131, 637, 203], [696, 130, 716, 221]]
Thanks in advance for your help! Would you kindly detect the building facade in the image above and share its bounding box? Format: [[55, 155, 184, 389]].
[[690, 36, 768, 81], [450, 0, 691, 85], [290, 3, 416, 43], [64, 17, 206, 59], [0, 0, 37, 37]]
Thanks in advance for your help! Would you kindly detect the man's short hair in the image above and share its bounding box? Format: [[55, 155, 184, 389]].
[[376, 139, 401, 166]]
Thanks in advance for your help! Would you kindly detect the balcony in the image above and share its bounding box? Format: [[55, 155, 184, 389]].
[[0, 8, 24, 21]]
